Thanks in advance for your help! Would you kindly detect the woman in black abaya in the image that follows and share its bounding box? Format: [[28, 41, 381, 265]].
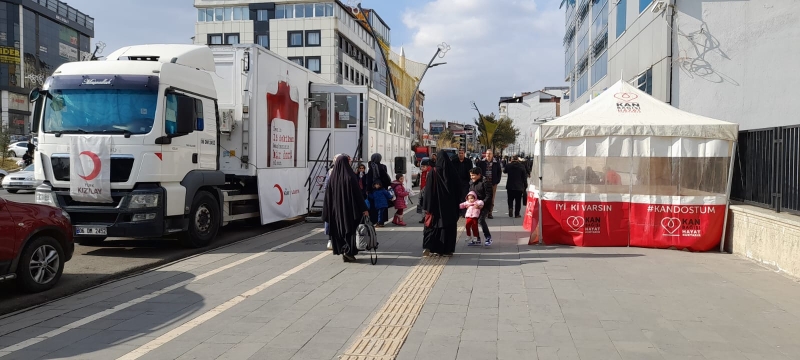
[[323, 155, 369, 262], [422, 150, 462, 256]]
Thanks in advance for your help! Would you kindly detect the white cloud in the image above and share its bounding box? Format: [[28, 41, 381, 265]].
[[399, 0, 566, 125]]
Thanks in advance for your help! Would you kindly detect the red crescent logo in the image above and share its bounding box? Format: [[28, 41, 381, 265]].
[[274, 184, 284, 205], [78, 151, 102, 181]]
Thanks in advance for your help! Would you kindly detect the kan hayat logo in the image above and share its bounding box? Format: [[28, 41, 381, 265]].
[[565, 215, 601, 234], [661, 217, 702, 237]]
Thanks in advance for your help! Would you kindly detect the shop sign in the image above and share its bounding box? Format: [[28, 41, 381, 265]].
[[8, 93, 28, 112], [59, 43, 78, 61], [0, 46, 20, 64]]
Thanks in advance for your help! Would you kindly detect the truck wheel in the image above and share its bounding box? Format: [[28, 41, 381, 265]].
[[179, 191, 220, 248], [17, 236, 64, 293]]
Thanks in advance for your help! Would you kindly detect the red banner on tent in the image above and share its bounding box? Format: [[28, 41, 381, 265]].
[[541, 200, 630, 247], [629, 203, 725, 252], [523, 191, 538, 232]]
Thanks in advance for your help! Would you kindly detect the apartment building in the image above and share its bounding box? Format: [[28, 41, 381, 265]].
[[194, 0, 380, 89]]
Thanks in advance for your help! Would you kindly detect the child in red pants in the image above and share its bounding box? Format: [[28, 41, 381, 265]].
[[459, 191, 484, 244]]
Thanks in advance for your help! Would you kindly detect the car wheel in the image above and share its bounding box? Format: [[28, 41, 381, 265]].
[[76, 237, 107, 246], [7, 189, 18, 194], [179, 191, 220, 248], [17, 236, 65, 293]]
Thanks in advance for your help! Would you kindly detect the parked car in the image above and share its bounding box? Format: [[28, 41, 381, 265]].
[[0, 197, 74, 292], [0, 169, 7, 187], [6, 141, 28, 158], [1, 164, 41, 193]]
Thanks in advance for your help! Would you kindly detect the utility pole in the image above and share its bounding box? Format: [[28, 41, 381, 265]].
[[410, 42, 450, 138]]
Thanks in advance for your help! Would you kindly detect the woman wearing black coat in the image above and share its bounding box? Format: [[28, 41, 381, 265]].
[[323, 155, 369, 262], [366, 153, 392, 224]]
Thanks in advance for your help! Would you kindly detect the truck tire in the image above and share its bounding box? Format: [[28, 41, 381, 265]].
[[17, 236, 65, 293], [179, 191, 220, 248]]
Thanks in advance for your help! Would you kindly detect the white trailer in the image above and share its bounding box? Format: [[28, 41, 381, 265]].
[[30, 44, 412, 247]]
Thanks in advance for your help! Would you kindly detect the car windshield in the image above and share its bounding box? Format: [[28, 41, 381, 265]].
[[24, 164, 34, 172], [43, 89, 158, 135]]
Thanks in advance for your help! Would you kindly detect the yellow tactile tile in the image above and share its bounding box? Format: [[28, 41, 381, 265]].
[[340, 255, 449, 359]]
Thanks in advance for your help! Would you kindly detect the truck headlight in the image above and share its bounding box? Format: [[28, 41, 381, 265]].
[[128, 194, 159, 209], [35, 190, 57, 207]]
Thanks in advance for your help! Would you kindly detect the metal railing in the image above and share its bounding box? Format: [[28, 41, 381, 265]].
[[732, 125, 800, 215]]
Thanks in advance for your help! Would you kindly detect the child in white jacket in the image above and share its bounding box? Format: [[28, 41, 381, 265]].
[[459, 191, 484, 244]]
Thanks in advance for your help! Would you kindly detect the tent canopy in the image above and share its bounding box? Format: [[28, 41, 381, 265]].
[[541, 80, 738, 141]]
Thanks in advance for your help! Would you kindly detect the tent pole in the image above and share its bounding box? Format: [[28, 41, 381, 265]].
[[720, 141, 737, 253], [538, 137, 545, 245]]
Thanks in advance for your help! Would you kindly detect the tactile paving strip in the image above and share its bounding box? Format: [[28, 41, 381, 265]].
[[340, 255, 448, 359]]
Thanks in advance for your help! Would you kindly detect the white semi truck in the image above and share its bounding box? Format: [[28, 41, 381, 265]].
[[30, 44, 412, 247]]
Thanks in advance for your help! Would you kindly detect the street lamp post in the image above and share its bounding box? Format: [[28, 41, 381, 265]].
[[410, 42, 450, 140]]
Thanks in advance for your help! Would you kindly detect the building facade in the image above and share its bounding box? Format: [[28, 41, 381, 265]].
[[499, 87, 568, 156], [413, 90, 424, 142], [0, 0, 93, 135], [194, 0, 380, 90], [562, 0, 800, 212]]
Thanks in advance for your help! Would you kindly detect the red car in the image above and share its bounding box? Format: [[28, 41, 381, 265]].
[[0, 197, 74, 292]]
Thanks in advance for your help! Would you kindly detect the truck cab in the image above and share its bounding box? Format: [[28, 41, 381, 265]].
[[31, 45, 226, 247]]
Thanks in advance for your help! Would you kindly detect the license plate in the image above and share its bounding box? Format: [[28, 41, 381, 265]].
[[75, 226, 108, 236], [9, 182, 22, 186]]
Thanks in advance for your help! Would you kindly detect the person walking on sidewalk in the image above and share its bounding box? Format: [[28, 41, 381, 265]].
[[368, 181, 393, 227], [459, 191, 484, 244], [504, 156, 528, 218], [422, 150, 462, 257], [468, 167, 494, 246], [417, 159, 431, 223], [366, 153, 392, 225], [390, 174, 410, 226], [323, 155, 369, 263], [476, 149, 502, 219], [454, 148, 473, 217]]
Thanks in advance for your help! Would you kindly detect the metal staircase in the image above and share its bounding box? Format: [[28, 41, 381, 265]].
[[305, 134, 331, 223]]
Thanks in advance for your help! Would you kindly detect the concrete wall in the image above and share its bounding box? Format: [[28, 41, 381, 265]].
[[672, 1, 800, 131], [727, 204, 800, 279]]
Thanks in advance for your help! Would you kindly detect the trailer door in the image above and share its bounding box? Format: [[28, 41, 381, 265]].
[[308, 84, 368, 163]]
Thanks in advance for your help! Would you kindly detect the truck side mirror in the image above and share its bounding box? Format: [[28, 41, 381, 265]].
[[29, 87, 42, 103]]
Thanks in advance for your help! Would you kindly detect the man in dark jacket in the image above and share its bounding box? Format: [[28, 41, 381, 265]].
[[475, 149, 502, 218], [504, 156, 528, 218], [468, 167, 493, 246], [453, 148, 473, 216]]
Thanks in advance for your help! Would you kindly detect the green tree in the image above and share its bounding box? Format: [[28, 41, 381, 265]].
[[0, 122, 11, 165], [474, 114, 519, 153], [436, 129, 459, 149]]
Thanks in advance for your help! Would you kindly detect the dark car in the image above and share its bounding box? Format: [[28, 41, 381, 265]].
[[0, 197, 74, 292]]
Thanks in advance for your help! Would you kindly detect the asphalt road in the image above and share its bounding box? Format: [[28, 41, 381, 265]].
[[0, 188, 301, 316]]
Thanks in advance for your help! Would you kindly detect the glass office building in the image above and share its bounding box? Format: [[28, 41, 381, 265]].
[[0, 0, 93, 135]]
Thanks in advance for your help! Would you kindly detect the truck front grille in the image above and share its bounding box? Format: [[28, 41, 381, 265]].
[[51, 156, 134, 183]]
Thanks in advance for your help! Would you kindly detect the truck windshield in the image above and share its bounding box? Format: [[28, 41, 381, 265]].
[[42, 89, 158, 135]]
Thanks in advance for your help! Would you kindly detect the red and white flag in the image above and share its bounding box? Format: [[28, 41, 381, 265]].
[[70, 136, 112, 203]]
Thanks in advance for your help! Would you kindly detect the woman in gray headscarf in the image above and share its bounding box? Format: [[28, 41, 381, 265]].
[[366, 153, 392, 224]]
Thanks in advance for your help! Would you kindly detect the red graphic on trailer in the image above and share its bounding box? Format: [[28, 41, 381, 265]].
[[267, 79, 299, 167]]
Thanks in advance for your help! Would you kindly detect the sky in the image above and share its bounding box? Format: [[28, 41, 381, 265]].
[[64, 0, 566, 126]]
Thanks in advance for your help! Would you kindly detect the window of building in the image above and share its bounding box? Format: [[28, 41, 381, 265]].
[[289, 57, 304, 66], [206, 9, 214, 21], [326, 3, 334, 16], [208, 34, 223, 45], [592, 0, 609, 40], [345, 64, 350, 81], [616, 0, 627, 38], [640, 0, 654, 13], [226, 34, 239, 45], [315, 4, 325, 17], [577, 71, 588, 98], [224, 7, 232, 21], [294, 4, 305, 17], [635, 68, 653, 95], [258, 10, 269, 21], [258, 35, 270, 48], [338, 61, 343, 76], [276, 5, 286, 18], [306, 56, 321, 73], [198, 9, 205, 21], [591, 51, 607, 85], [350, 67, 355, 83], [215, 8, 224, 21], [284, 4, 294, 18], [288, 31, 303, 47], [304, 4, 314, 18], [306, 30, 321, 47], [233, 7, 242, 20]]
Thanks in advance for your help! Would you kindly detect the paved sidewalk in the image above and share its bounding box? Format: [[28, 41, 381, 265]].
[[1, 183, 800, 359]]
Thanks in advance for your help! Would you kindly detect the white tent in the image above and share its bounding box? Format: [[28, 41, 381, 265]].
[[529, 80, 739, 251]]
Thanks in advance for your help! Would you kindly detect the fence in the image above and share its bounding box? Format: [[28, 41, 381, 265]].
[[732, 125, 800, 214]]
